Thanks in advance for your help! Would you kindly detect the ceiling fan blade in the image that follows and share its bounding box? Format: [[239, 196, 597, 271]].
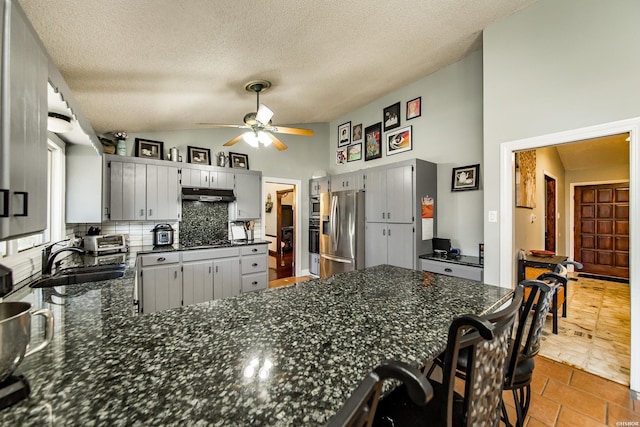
[[270, 134, 288, 151], [197, 123, 248, 129], [255, 104, 274, 125], [223, 134, 244, 147], [271, 126, 314, 136]]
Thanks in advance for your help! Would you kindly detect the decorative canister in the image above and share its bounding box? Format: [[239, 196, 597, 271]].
[[116, 139, 127, 156]]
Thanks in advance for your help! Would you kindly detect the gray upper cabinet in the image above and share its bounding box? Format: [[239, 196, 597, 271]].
[[181, 165, 234, 190], [309, 177, 329, 196], [0, 0, 48, 240], [330, 171, 364, 192], [230, 171, 262, 220], [365, 165, 412, 223]]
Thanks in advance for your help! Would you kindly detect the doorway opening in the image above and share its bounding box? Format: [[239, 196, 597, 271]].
[[500, 118, 638, 391]]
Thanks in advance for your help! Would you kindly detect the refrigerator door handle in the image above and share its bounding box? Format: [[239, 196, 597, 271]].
[[331, 195, 338, 253], [321, 254, 352, 264]]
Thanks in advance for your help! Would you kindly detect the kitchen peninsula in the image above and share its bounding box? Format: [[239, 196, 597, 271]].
[[2, 264, 511, 426]]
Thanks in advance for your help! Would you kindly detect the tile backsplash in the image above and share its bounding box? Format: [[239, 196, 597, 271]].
[[180, 201, 228, 244], [76, 221, 180, 247]]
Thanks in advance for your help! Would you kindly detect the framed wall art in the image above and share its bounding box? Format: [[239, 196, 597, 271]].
[[364, 122, 382, 161], [515, 150, 536, 208], [386, 125, 412, 156], [406, 97, 421, 120], [187, 146, 211, 165], [347, 143, 362, 162], [229, 152, 249, 169], [338, 122, 351, 147], [383, 102, 400, 131], [451, 164, 480, 192], [336, 148, 347, 165], [352, 123, 363, 142], [134, 138, 164, 160]]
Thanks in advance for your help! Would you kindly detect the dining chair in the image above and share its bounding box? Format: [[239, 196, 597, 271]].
[[325, 360, 433, 427], [371, 286, 524, 427]]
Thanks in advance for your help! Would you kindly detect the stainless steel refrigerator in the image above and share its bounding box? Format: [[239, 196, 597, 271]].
[[320, 190, 365, 278]]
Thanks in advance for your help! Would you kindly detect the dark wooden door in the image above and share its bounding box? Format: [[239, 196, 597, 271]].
[[574, 183, 629, 278], [545, 175, 556, 252]]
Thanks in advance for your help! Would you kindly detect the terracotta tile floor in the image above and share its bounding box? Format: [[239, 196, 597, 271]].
[[538, 274, 631, 385], [502, 356, 640, 426]]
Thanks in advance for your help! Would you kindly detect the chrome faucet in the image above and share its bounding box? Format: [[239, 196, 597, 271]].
[[42, 241, 86, 275]]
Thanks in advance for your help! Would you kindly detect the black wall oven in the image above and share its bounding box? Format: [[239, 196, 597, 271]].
[[310, 196, 320, 217], [309, 217, 320, 254]]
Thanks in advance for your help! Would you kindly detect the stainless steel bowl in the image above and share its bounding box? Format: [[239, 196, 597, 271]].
[[0, 302, 54, 382]]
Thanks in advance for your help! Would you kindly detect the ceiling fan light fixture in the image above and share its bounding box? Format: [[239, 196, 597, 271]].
[[47, 112, 73, 133], [243, 131, 260, 147], [258, 131, 272, 146]]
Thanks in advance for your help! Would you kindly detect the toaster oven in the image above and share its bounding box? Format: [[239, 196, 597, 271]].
[[83, 234, 128, 254]]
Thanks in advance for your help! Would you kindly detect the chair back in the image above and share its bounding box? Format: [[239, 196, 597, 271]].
[[441, 286, 524, 427], [326, 360, 433, 427]]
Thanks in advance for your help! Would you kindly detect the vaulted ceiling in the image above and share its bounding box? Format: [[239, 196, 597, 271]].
[[19, 0, 536, 135]]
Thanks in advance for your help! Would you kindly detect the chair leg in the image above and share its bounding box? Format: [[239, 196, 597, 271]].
[[500, 398, 513, 427], [511, 386, 531, 427], [552, 293, 559, 334], [520, 384, 531, 420], [562, 284, 568, 318]]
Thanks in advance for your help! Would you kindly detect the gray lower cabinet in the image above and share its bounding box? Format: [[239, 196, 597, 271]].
[[240, 245, 268, 292], [182, 259, 214, 305], [138, 252, 182, 314], [420, 259, 483, 282], [309, 253, 320, 276], [182, 247, 241, 301], [0, 0, 48, 239], [365, 223, 414, 269]]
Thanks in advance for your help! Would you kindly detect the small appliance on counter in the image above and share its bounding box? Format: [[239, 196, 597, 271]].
[[83, 234, 128, 254], [0, 264, 13, 298], [151, 224, 174, 246]]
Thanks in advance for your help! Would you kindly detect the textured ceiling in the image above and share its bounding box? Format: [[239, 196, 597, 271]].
[[19, 0, 536, 135]]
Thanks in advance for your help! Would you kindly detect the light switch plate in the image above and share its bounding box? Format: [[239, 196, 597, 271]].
[[488, 211, 498, 223]]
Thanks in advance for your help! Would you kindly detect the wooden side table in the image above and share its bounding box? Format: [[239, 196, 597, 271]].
[[517, 255, 568, 283]]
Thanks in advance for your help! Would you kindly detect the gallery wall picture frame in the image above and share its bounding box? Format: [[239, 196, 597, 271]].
[[134, 138, 164, 160], [386, 125, 412, 156], [451, 164, 480, 192], [338, 121, 351, 147], [336, 148, 347, 165], [364, 122, 382, 161], [347, 143, 362, 162], [383, 102, 401, 131], [187, 146, 211, 165], [406, 97, 421, 120], [229, 152, 249, 169], [352, 123, 363, 142], [515, 150, 536, 208]]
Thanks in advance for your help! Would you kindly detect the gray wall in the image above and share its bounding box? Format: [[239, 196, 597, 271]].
[[483, 0, 640, 285], [329, 50, 485, 256]]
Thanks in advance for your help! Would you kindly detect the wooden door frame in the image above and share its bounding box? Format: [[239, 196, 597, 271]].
[[276, 189, 293, 257], [543, 171, 558, 253], [569, 179, 630, 262], [498, 116, 639, 393]]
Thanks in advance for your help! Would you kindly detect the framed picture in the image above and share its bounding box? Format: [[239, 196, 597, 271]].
[[336, 148, 347, 165], [352, 123, 363, 142], [386, 125, 412, 156], [134, 138, 164, 160], [451, 164, 480, 192], [383, 102, 401, 131], [406, 97, 421, 120], [515, 150, 536, 208], [187, 146, 211, 165], [229, 152, 249, 169], [347, 143, 362, 162], [364, 122, 382, 161], [338, 122, 351, 147]]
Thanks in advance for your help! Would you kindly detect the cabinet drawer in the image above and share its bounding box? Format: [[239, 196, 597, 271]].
[[240, 244, 268, 256], [181, 247, 240, 262], [139, 252, 180, 266], [241, 273, 268, 292], [420, 259, 483, 281], [242, 254, 267, 275]]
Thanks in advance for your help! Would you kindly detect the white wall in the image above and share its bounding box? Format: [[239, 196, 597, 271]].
[[329, 50, 484, 256]]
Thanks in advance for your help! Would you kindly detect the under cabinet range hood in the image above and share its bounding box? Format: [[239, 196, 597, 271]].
[[181, 187, 236, 202]]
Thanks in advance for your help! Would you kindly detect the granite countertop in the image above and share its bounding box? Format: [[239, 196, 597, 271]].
[[419, 253, 483, 268], [2, 264, 511, 426], [134, 239, 270, 255]]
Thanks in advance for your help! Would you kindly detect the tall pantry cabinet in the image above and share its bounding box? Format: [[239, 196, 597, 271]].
[[0, 0, 48, 240], [364, 159, 437, 270]]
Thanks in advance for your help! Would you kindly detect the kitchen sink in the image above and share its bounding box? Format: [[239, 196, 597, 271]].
[[30, 264, 126, 288]]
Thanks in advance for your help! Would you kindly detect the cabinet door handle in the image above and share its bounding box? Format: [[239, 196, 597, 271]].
[[140, 209, 144, 217], [382, 229, 385, 236], [149, 209, 153, 216], [388, 228, 391, 236], [0, 189, 8, 217], [444, 268, 452, 273], [382, 212, 385, 219], [252, 263, 258, 267], [209, 266, 212, 274], [174, 271, 178, 279], [14, 192, 28, 217], [387, 212, 390, 219], [215, 266, 219, 273], [157, 257, 166, 262], [252, 248, 257, 252], [252, 281, 258, 286]]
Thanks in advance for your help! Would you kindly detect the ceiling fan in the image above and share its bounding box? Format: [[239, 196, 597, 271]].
[[197, 80, 314, 151]]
